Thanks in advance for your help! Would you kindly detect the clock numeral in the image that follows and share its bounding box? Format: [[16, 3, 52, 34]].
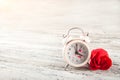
[[71, 45, 73, 47], [76, 60, 78, 62], [72, 59, 74, 62], [69, 48, 71, 50], [69, 56, 71, 59], [71, 56, 74, 62], [83, 50, 88, 54], [68, 52, 69, 54]]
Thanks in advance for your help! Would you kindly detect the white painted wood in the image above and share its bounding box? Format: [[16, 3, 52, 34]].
[[0, 0, 120, 80]]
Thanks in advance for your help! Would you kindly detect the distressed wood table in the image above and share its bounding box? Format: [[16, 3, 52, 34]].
[[0, 0, 120, 80], [0, 29, 120, 80]]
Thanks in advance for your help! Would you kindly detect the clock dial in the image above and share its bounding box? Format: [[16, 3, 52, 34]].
[[65, 41, 89, 65]]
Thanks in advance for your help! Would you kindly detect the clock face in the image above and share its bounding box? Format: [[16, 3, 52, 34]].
[[64, 40, 90, 67]]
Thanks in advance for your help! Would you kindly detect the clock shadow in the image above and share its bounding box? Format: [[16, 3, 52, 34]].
[[65, 66, 89, 71], [74, 67, 89, 71]]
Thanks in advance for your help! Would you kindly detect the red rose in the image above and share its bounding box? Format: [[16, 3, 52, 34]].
[[89, 48, 112, 70]]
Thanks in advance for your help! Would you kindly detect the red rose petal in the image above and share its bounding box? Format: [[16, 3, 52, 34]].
[[89, 48, 112, 70]]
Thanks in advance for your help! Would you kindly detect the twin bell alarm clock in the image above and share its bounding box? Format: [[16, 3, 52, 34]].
[[62, 27, 90, 69]]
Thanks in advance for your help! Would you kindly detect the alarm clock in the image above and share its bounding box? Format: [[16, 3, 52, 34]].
[[62, 27, 90, 69]]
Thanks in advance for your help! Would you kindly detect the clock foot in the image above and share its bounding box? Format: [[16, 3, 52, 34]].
[[64, 64, 69, 71]]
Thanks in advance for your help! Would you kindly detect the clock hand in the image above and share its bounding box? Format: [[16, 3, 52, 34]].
[[76, 44, 78, 51], [75, 44, 79, 54], [75, 51, 83, 56], [76, 44, 83, 56], [77, 53, 83, 56], [78, 52, 83, 56], [74, 44, 77, 53]]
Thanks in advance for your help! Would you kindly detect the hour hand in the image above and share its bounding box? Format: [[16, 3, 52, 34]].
[[76, 44, 83, 56], [75, 50, 83, 56], [78, 51, 83, 56]]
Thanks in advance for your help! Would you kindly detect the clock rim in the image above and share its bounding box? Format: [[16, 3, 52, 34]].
[[63, 39, 91, 67]]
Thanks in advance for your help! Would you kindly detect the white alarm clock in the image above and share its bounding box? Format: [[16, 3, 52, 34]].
[[62, 27, 90, 69]]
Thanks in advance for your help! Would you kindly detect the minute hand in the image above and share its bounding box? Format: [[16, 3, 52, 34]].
[[76, 44, 83, 56]]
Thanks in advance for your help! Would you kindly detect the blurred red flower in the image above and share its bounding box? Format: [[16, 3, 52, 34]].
[[89, 48, 112, 70]]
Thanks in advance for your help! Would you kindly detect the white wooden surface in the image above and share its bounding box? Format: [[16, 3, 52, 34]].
[[0, 0, 120, 80]]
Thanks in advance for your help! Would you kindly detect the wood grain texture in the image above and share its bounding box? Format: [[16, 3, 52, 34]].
[[0, 0, 120, 80]]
